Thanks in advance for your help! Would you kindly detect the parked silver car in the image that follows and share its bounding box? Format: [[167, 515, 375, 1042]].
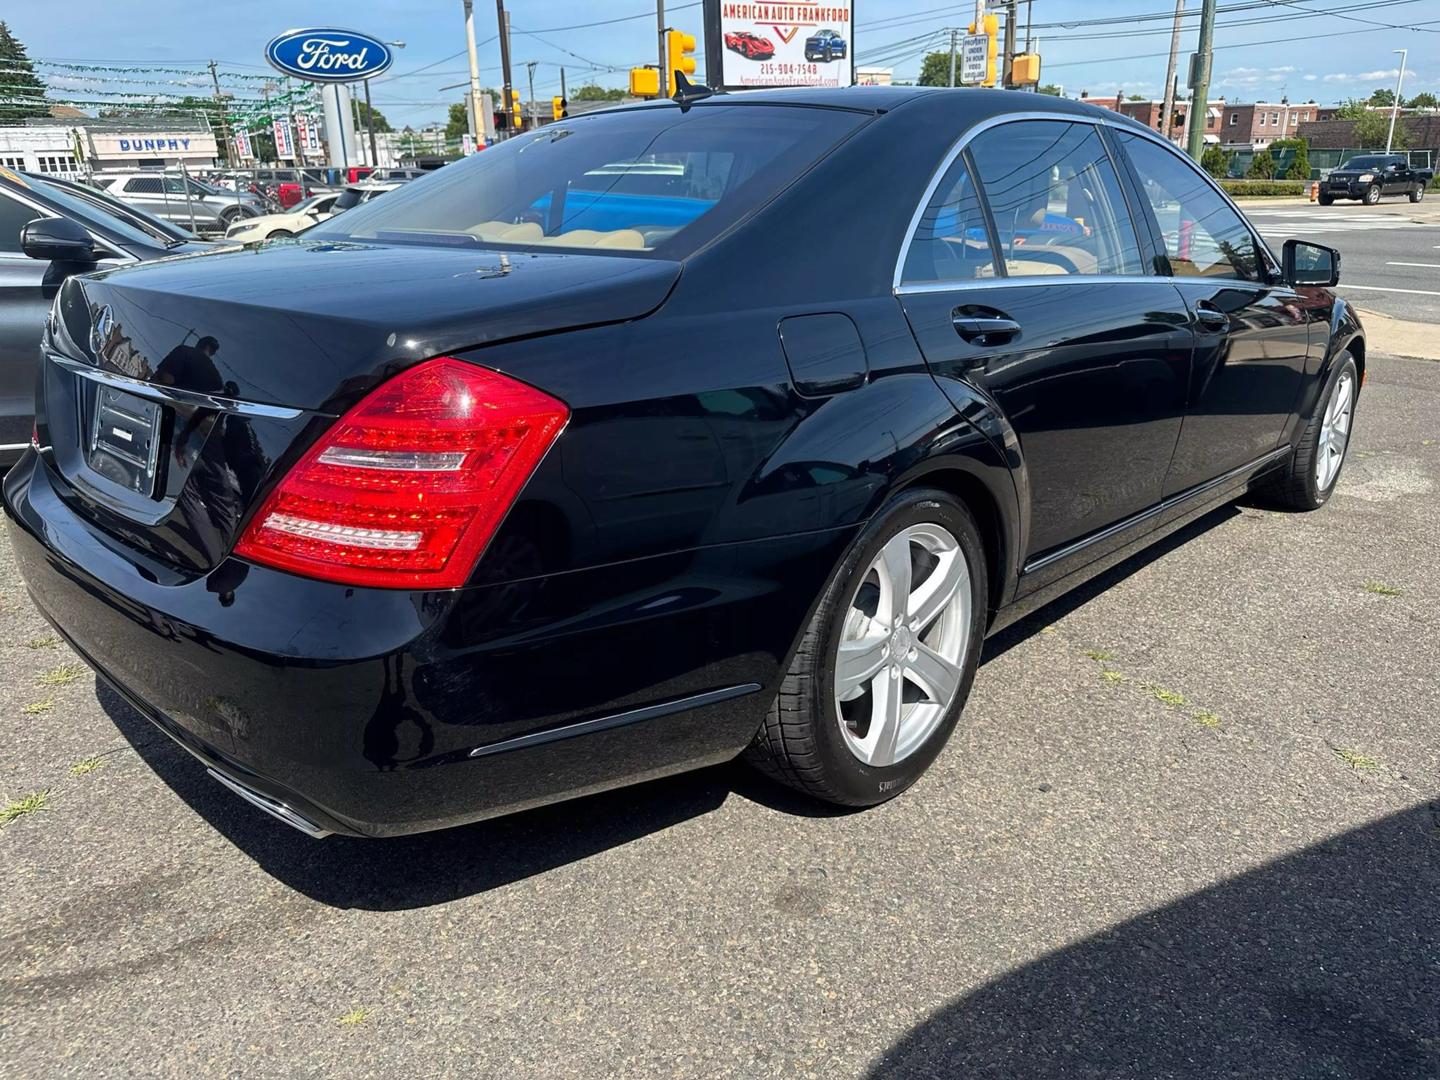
[[92, 171, 263, 234]]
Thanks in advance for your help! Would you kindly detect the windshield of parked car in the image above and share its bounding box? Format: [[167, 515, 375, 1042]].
[[305, 104, 866, 257], [292, 194, 332, 214], [1343, 156, 1396, 170], [18, 175, 173, 250], [33, 176, 190, 244]]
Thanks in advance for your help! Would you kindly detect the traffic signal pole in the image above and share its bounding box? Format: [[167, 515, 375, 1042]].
[[496, 0, 515, 134], [948, 28, 958, 87], [1161, 0, 1184, 142], [462, 0, 484, 146], [657, 0, 667, 90], [1185, 0, 1216, 160]]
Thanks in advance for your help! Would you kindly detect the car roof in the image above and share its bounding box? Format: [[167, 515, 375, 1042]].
[[607, 85, 1132, 121]]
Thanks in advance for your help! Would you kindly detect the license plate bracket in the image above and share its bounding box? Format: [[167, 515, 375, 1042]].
[[88, 386, 163, 497]]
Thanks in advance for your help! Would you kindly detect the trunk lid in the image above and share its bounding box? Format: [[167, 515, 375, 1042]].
[[42, 242, 679, 576]]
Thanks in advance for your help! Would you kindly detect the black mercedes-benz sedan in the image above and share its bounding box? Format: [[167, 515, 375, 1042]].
[[4, 88, 1363, 838]]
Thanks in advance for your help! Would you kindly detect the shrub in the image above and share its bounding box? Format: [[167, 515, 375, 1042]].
[[1219, 180, 1307, 196], [1245, 150, 1276, 179], [1200, 144, 1231, 178]]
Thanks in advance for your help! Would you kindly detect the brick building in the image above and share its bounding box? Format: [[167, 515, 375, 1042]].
[[1298, 114, 1440, 155], [1083, 93, 1326, 151], [1082, 92, 1221, 146]]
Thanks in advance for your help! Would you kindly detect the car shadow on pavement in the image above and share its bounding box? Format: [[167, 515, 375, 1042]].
[[98, 679, 837, 910], [95, 504, 1243, 911], [865, 799, 1440, 1079], [982, 504, 1241, 662]]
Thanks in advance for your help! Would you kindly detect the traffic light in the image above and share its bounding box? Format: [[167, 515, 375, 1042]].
[[510, 89, 523, 130], [552, 95, 567, 121], [967, 13, 999, 88], [665, 29, 696, 97], [628, 66, 660, 98], [1011, 53, 1041, 87]]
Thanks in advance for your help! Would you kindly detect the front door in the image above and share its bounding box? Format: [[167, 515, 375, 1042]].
[[897, 119, 1194, 561], [0, 190, 50, 451], [1115, 133, 1310, 494]]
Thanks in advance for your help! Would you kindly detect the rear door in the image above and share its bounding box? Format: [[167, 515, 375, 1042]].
[[1115, 132, 1309, 494], [897, 118, 1193, 561], [0, 188, 48, 451]]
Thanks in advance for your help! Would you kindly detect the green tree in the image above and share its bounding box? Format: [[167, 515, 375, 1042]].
[[445, 102, 468, 141], [355, 100, 391, 133], [1245, 148, 1275, 179], [1037, 84, 1062, 96], [572, 84, 626, 102], [1367, 87, 1395, 107], [917, 51, 956, 87], [1406, 91, 1438, 110], [1127, 93, 1147, 101], [1334, 98, 1368, 120], [1353, 109, 1407, 149], [1270, 137, 1310, 180], [0, 20, 49, 121], [1200, 144, 1231, 178]]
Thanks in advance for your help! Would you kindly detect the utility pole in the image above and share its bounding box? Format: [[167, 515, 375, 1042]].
[[463, 0, 484, 145], [206, 60, 233, 166], [1386, 48, 1407, 152], [363, 79, 379, 166], [560, 66, 567, 102], [657, 0, 667, 91], [1002, 0, 1017, 89], [948, 28, 958, 88], [1185, 0, 1216, 160], [1160, 0, 1184, 143], [496, 0, 515, 135], [526, 60, 537, 130]]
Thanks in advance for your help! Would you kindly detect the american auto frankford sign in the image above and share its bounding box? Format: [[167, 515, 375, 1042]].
[[711, 1, 855, 90]]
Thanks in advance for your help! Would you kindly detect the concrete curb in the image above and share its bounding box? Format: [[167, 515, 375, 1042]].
[[1356, 308, 1440, 362]]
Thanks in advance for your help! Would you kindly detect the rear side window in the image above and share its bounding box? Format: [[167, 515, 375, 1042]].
[[969, 120, 1143, 278], [1119, 133, 1260, 282], [900, 155, 996, 284], [124, 177, 162, 194], [307, 104, 865, 257]]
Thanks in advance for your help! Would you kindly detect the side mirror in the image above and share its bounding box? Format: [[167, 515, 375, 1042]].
[[1283, 238, 1340, 287], [21, 217, 98, 264]]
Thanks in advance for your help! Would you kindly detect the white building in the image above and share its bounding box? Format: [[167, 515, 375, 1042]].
[[0, 119, 218, 177], [856, 67, 894, 86]]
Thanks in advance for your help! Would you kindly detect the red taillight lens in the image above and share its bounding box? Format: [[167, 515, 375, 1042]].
[[235, 358, 567, 589]]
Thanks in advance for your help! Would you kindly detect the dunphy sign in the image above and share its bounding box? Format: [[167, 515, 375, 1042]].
[[264, 28, 394, 82]]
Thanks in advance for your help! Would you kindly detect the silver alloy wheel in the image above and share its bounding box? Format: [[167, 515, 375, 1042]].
[[1316, 370, 1354, 491], [834, 523, 971, 767]]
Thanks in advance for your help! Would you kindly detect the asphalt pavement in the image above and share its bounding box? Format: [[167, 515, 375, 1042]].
[[1244, 197, 1440, 326], [3, 314, 1439, 1077]]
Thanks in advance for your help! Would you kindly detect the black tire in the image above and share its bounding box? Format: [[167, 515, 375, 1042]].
[[1410, 185, 1424, 203], [744, 488, 988, 807], [1253, 353, 1358, 511], [1318, 193, 1334, 206], [267, 229, 294, 240], [1363, 184, 1381, 205]]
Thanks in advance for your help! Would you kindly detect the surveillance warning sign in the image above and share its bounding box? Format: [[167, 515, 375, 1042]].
[[706, 2, 855, 90]]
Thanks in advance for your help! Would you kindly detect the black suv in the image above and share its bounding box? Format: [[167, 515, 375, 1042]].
[[1321, 155, 1431, 205]]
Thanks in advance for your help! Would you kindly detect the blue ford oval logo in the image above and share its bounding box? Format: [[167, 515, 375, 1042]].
[[265, 28, 394, 83]]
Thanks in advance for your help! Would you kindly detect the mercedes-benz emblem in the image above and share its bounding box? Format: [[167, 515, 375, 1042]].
[[89, 304, 114, 358]]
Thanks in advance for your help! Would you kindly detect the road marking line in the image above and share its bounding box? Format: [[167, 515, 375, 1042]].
[[1386, 261, 1440, 269], [1336, 283, 1440, 296]]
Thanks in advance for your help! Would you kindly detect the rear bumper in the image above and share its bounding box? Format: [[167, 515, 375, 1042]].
[[5, 452, 842, 837]]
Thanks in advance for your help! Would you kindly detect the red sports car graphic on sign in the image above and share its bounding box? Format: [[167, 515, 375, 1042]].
[[724, 31, 776, 60]]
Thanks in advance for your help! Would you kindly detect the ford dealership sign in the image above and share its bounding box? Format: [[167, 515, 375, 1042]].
[[265, 28, 394, 82]]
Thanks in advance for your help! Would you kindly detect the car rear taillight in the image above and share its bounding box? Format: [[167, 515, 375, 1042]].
[[235, 357, 567, 589]]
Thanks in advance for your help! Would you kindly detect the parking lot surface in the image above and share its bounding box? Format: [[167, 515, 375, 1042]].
[[3, 356, 1438, 1077]]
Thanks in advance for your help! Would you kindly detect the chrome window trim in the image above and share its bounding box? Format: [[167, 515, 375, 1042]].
[[892, 110, 1274, 293]]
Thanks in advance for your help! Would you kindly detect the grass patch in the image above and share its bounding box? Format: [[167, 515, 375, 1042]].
[[336, 1007, 370, 1026], [1332, 747, 1381, 771], [1083, 649, 1114, 662], [1147, 685, 1186, 707], [69, 756, 106, 777], [1193, 710, 1222, 728], [1362, 581, 1402, 597], [24, 635, 59, 650], [1039, 624, 1057, 635], [1100, 669, 1125, 684], [22, 699, 54, 716], [1, 790, 50, 825], [39, 662, 86, 687]]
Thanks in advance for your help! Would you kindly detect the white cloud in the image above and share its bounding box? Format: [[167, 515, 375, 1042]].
[[1356, 68, 1401, 80], [1303, 74, 1318, 81]]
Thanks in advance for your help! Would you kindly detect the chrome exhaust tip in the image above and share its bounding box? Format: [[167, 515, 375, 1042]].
[[206, 768, 332, 838]]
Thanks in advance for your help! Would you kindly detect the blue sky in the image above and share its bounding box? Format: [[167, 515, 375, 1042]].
[[9, 0, 1436, 129]]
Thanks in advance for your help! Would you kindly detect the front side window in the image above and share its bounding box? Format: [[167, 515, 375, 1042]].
[[307, 104, 864, 257], [1119, 132, 1261, 282], [0, 191, 39, 254], [969, 120, 1143, 277], [900, 154, 995, 284]]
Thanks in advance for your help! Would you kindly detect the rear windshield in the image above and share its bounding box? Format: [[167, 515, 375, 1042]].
[[305, 104, 864, 257]]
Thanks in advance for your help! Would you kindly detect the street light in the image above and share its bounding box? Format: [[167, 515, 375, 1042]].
[[363, 40, 406, 167], [1385, 48, 1407, 154]]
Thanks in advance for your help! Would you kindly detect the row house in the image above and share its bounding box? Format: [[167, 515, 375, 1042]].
[[1082, 93, 1322, 150]]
